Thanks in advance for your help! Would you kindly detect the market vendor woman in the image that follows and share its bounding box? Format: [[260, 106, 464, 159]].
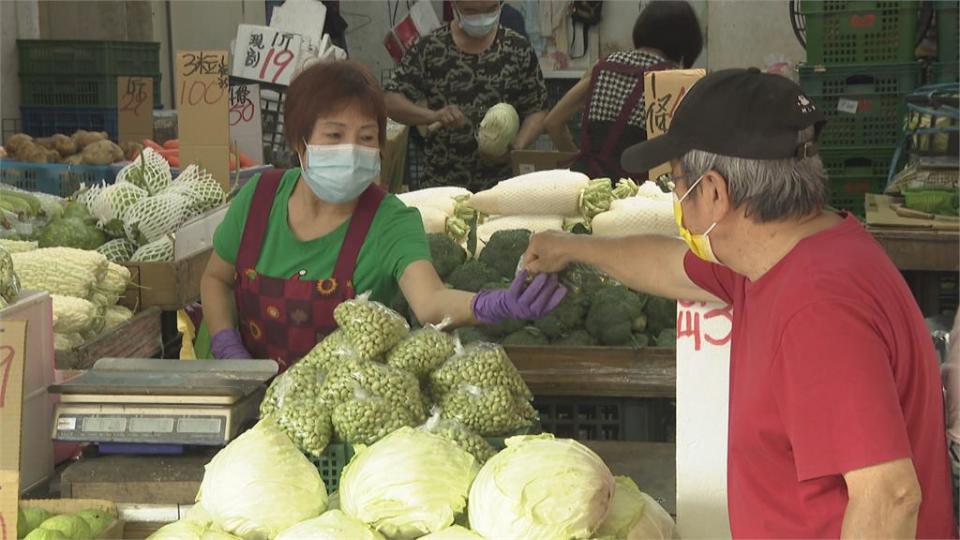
[[197, 61, 565, 369]]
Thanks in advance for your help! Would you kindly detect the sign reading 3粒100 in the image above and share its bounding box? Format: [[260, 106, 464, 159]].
[[232, 24, 303, 87]]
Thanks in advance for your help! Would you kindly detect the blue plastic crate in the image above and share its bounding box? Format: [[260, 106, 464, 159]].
[[20, 106, 119, 140], [0, 159, 120, 197]]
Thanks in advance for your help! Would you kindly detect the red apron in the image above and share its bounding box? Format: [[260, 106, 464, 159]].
[[572, 60, 673, 180], [233, 169, 385, 371]]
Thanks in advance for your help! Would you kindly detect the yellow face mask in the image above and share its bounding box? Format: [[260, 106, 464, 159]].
[[673, 175, 719, 263]]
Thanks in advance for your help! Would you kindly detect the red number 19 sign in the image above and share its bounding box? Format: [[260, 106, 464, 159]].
[[0, 320, 27, 540]]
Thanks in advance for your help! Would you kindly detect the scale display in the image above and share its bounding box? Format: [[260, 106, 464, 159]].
[[55, 414, 226, 445]]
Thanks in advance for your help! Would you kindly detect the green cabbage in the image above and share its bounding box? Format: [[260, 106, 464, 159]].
[[468, 434, 615, 540], [37, 515, 91, 540], [340, 427, 479, 539], [276, 510, 384, 540], [476, 103, 519, 157], [196, 419, 327, 540], [147, 520, 243, 540], [595, 477, 676, 540], [418, 525, 484, 539]]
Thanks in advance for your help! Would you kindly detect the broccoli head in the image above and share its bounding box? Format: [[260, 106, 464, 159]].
[[446, 260, 500, 292], [501, 326, 549, 346], [559, 263, 615, 296], [585, 285, 648, 346], [456, 326, 489, 345], [631, 333, 650, 348], [552, 329, 597, 347], [533, 293, 587, 338], [478, 229, 531, 279], [644, 295, 677, 336], [428, 233, 467, 280], [654, 328, 677, 348]]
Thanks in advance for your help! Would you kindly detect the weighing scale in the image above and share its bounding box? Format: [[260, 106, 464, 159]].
[[49, 358, 277, 447]]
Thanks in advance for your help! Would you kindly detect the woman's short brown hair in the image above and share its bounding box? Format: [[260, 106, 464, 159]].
[[283, 60, 387, 154]]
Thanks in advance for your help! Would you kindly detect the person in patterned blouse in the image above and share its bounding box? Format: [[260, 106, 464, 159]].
[[544, 0, 703, 181], [385, 0, 548, 192]]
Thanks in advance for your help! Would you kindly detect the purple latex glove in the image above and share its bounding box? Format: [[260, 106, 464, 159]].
[[472, 270, 568, 323], [211, 328, 253, 359]]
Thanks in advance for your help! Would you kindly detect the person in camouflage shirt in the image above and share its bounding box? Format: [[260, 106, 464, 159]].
[[385, 0, 548, 191]]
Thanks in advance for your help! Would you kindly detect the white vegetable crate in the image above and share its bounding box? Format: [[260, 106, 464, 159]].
[[0, 289, 55, 492]]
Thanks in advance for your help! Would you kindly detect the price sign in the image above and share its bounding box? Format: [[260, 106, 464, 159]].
[[228, 84, 264, 166], [231, 25, 302, 86], [0, 320, 27, 540], [643, 69, 706, 181], [117, 76, 155, 146], [177, 50, 230, 190]]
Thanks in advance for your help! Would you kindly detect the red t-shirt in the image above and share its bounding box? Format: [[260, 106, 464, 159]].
[[684, 214, 957, 538]]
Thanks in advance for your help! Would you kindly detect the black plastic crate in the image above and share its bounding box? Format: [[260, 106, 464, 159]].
[[534, 396, 675, 442], [20, 106, 118, 140]]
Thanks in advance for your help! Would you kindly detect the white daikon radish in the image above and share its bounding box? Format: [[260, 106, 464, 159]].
[[467, 170, 589, 216], [397, 187, 471, 215], [636, 181, 672, 202], [591, 197, 677, 237], [475, 214, 564, 255], [415, 206, 450, 234]]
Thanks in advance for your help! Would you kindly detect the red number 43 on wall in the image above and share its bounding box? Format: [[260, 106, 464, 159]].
[[677, 301, 733, 352]]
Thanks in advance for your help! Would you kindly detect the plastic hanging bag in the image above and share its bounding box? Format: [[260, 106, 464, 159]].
[[260, 361, 333, 458], [386, 317, 457, 378], [418, 407, 497, 464], [332, 385, 424, 445], [333, 291, 411, 360], [429, 341, 532, 401], [437, 382, 538, 437]]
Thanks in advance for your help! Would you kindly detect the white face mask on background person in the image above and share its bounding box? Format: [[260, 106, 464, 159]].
[[298, 142, 381, 204], [456, 5, 501, 38]]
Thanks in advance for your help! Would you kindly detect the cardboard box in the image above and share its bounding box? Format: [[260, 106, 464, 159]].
[[54, 308, 163, 370], [120, 249, 212, 311], [20, 498, 125, 539], [0, 290, 54, 492], [511, 150, 578, 175], [643, 69, 706, 180]]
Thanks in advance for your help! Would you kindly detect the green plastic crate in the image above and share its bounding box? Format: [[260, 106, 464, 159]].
[[309, 443, 355, 494], [802, 1, 919, 65], [936, 2, 959, 65], [931, 61, 960, 83], [20, 74, 162, 109], [829, 174, 887, 216], [819, 146, 896, 177], [800, 63, 922, 148], [17, 40, 160, 76]]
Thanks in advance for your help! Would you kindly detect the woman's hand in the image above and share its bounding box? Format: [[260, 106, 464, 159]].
[[471, 271, 567, 323], [433, 105, 466, 129], [210, 328, 253, 359]]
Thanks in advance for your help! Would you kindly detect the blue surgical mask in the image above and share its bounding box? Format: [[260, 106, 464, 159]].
[[456, 5, 500, 38], [298, 142, 380, 204]]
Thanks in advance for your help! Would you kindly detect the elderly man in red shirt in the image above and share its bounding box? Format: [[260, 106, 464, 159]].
[[525, 68, 958, 538]]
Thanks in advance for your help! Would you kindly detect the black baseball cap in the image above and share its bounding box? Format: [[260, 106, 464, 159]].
[[621, 67, 826, 174]]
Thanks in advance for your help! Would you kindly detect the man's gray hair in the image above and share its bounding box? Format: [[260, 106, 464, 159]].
[[678, 128, 829, 223]]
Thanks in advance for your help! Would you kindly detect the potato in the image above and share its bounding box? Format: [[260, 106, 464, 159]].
[[63, 154, 84, 165], [4, 134, 34, 159], [120, 141, 143, 161], [81, 139, 123, 165], [52, 134, 77, 157], [17, 142, 48, 163], [45, 148, 62, 163], [71, 129, 107, 151], [34, 136, 57, 150]]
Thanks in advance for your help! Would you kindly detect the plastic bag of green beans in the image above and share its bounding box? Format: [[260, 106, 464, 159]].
[[259, 361, 334, 458], [437, 382, 538, 437], [332, 385, 425, 445], [386, 318, 457, 379], [333, 292, 410, 360], [429, 341, 532, 402], [418, 408, 497, 464]]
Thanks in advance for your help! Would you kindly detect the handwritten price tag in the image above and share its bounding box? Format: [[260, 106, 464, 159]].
[[676, 301, 733, 352], [232, 25, 302, 86], [0, 320, 27, 540], [117, 76, 154, 145], [177, 50, 230, 189], [229, 84, 264, 166]]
